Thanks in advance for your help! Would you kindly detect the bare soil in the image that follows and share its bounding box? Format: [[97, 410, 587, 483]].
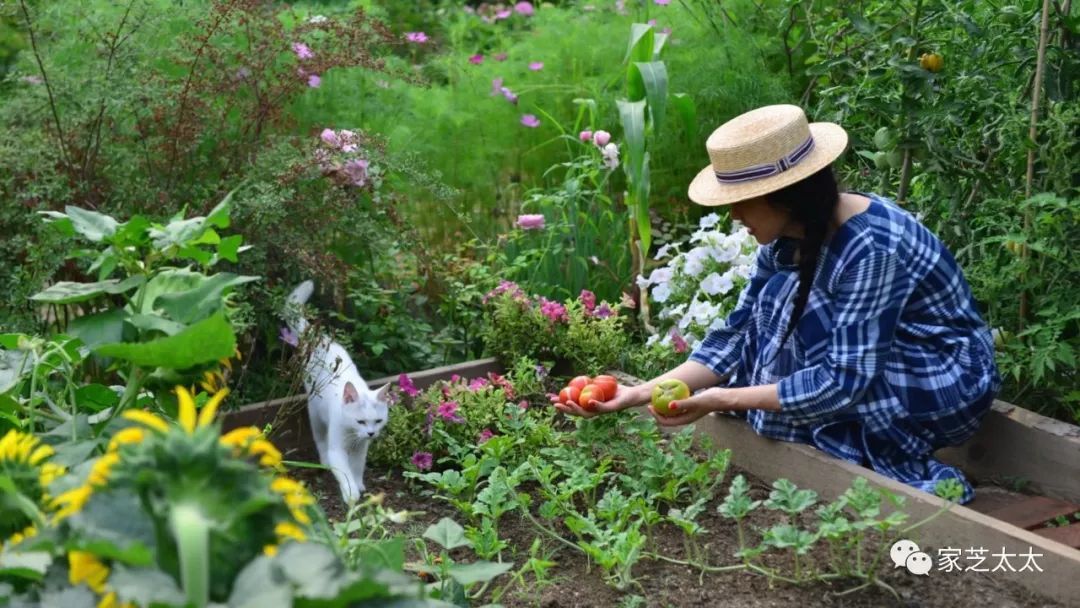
[[288, 437, 1061, 608]]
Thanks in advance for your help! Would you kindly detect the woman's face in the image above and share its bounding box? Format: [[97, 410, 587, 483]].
[[729, 197, 794, 244]]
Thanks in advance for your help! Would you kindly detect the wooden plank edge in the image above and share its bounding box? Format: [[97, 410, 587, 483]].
[[937, 400, 1080, 503]]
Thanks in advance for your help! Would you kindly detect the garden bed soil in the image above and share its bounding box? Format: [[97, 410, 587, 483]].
[[287, 439, 1061, 608]]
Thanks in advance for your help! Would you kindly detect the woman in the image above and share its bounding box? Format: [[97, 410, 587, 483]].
[[556, 105, 1000, 504]]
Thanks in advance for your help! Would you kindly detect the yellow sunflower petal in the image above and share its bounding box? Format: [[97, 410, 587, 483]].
[[263, 544, 278, 556], [40, 462, 66, 487], [69, 550, 110, 593], [220, 426, 260, 449], [249, 439, 282, 468], [274, 521, 306, 543], [107, 427, 146, 452], [122, 410, 169, 434], [53, 485, 92, 521], [290, 507, 312, 525], [270, 477, 304, 495], [197, 388, 229, 428], [88, 452, 120, 487], [29, 443, 54, 465], [176, 386, 196, 434]]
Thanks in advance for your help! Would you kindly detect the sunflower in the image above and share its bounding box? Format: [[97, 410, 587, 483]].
[[68, 550, 135, 608], [220, 426, 283, 469], [0, 429, 66, 539], [270, 476, 316, 525]]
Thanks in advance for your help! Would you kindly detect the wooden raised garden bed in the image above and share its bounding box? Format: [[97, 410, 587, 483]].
[[223, 358, 1080, 606]]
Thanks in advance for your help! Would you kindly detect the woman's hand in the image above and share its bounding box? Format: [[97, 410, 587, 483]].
[[552, 383, 645, 418], [648, 387, 727, 426]]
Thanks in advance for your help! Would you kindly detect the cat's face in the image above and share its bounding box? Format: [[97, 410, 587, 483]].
[[341, 382, 390, 438]]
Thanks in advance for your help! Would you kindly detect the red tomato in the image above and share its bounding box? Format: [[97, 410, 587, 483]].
[[592, 375, 618, 401], [558, 386, 581, 405], [578, 384, 603, 411], [568, 375, 592, 391]]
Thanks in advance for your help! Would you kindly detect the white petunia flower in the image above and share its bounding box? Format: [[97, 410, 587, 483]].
[[699, 272, 725, 295], [647, 267, 674, 285], [654, 243, 674, 260], [683, 247, 709, 277], [652, 282, 672, 303], [708, 317, 727, 332], [699, 213, 720, 229]]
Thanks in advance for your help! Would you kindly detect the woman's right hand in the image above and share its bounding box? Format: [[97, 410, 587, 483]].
[[551, 383, 646, 418]]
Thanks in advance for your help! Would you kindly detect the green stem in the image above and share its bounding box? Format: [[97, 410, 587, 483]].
[[521, 509, 584, 556], [170, 503, 210, 608], [643, 552, 746, 573]]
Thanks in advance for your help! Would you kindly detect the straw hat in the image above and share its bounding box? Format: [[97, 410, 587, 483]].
[[687, 104, 848, 206]]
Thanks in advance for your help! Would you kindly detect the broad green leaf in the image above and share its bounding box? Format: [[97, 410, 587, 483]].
[[671, 92, 697, 145], [217, 235, 244, 263], [74, 384, 120, 413], [206, 189, 235, 229], [624, 23, 654, 65], [652, 31, 668, 58], [0, 550, 51, 581], [132, 268, 205, 316], [149, 216, 209, 251], [0, 348, 31, 394], [65, 206, 119, 242], [68, 489, 156, 566], [109, 564, 186, 606], [93, 311, 236, 370], [51, 439, 98, 467], [229, 555, 292, 608], [69, 309, 125, 348], [446, 561, 513, 586], [127, 313, 187, 337], [30, 276, 145, 305], [633, 61, 668, 135], [617, 99, 647, 185], [155, 272, 258, 325], [423, 517, 471, 550], [637, 153, 652, 254]]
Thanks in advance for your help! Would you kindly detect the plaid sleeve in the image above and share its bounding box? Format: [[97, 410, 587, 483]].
[[777, 248, 910, 425], [689, 247, 776, 378]]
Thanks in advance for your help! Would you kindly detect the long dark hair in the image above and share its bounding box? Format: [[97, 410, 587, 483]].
[[765, 165, 840, 344]]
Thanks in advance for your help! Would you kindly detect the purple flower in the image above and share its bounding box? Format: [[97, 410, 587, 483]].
[[580, 289, 597, 313], [670, 329, 688, 353], [398, 373, 420, 397], [538, 297, 568, 323], [280, 326, 299, 347], [535, 364, 548, 380], [320, 128, 340, 147], [495, 9, 512, 19], [491, 78, 504, 96], [528, 61, 544, 71], [467, 377, 489, 391], [411, 451, 433, 470], [483, 280, 527, 304], [592, 130, 611, 147], [579, 129, 593, 142], [655, 0, 670, 4], [469, 54, 484, 65], [501, 87, 519, 104], [593, 302, 614, 319], [493, 52, 508, 62], [405, 32, 429, 44], [437, 400, 464, 423], [478, 429, 495, 444], [343, 159, 369, 187], [514, 2, 535, 16], [292, 42, 314, 60], [516, 214, 545, 230], [307, 74, 321, 88], [521, 114, 541, 128]]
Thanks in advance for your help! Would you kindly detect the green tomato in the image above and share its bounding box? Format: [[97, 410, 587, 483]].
[[873, 127, 896, 151], [873, 151, 890, 170], [651, 379, 690, 416], [886, 150, 904, 169]]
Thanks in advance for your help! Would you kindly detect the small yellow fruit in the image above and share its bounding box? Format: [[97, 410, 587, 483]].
[[919, 53, 944, 73]]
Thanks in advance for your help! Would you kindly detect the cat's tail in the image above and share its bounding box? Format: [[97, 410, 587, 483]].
[[283, 280, 314, 337]]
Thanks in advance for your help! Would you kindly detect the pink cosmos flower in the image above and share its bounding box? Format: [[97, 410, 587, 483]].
[[655, 0, 670, 4], [307, 74, 321, 88], [670, 329, 688, 353], [538, 297, 568, 323], [501, 87, 519, 104], [521, 114, 540, 128], [493, 52, 508, 62], [528, 61, 544, 71], [411, 451, 433, 470], [469, 54, 484, 65], [467, 377, 489, 391], [405, 32, 428, 44], [491, 78, 504, 96], [343, 159, 369, 187], [592, 130, 611, 147], [514, 2, 535, 16], [292, 42, 314, 60], [437, 401, 465, 424], [593, 302, 614, 319], [478, 429, 495, 444], [516, 214, 545, 230], [579, 130, 593, 142], [482, 280, 526, 304], [398, 373, 420, 397], [320, 128, 340, 147], [495, 9, 512, 19]]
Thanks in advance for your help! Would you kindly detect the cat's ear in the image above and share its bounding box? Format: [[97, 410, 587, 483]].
[[343, 382, 360, 404], [375, 383, 392, 403]]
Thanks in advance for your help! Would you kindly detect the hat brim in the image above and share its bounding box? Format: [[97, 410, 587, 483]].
[[687, 122, 849, 207]]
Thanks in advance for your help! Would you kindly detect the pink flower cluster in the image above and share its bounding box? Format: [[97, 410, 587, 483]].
[[579, 290, 615, 319], [537, 297, 568, 323], [469, 1, 535, 22], [517, 214, 545, 230], [411, 451, 433, 470], [318, 128, 369, 187], [482, 280, 527, 304]]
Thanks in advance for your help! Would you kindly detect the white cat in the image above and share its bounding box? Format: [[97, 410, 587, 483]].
[[284, 280, 390, 503]]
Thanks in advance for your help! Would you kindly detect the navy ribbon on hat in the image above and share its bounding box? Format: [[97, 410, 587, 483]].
[[713, 135, 816, 184]]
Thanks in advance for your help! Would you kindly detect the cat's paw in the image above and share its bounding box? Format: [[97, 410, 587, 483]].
[[341, 482, 364, 505]]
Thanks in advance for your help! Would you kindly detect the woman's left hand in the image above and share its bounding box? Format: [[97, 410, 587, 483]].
[[648, 387, 727, 427]]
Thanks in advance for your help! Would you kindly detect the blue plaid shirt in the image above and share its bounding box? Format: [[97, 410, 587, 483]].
[[690, 195, 1000, 503]]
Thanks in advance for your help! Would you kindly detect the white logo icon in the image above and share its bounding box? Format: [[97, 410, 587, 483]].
[[890, 539, 920, 568], [905, 551, 933, 575]]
